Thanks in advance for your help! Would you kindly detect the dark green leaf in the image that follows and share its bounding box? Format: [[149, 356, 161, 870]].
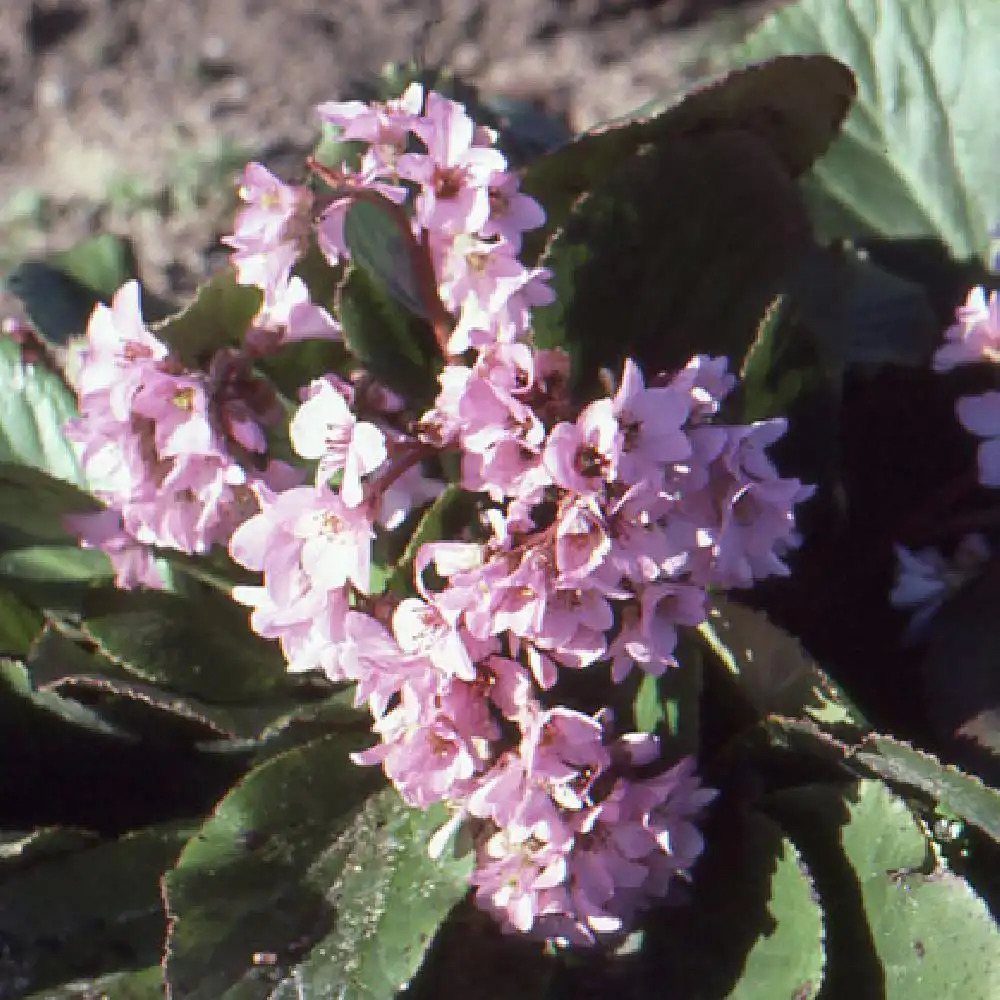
[[386, 484, 466, 595], [3, 235, 158, 347], [337, 263, 438, 405], [0, 464, 99, 547], [532, 131, 812, 394], [49, 235, 140, 302], [81, 586, 290, 703], [740, 0, 1000, 262], [1, 658, 126, 739], [698, 595, 864, 730], [853, 735, 1000, 843], [343, 198, 428, 320], [269, 791, 474, 1000], [0, 827, 98, 879], [0, 589, 44, 656], [0, 545, 112, 583], [642, 806, 824, 1000], [162, 733, 383, 1000], [520, 55, 854, 263], [633, 635, 703, 758], [152, 270, 262, 369], [787, 244, 939, 375], [19, 966, 165, 999], [0, 822, 189, 997]]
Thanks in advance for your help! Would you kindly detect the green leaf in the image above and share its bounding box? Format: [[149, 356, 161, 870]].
[[4, 235, 150, 347], [152, 270, 262, 368], [698, 595, 864, 730], [0, 827, 98, 878], [81, 586, 290, 703], [739, 0, 1000, 261], [0, 464, 99, 548], [0, 658, 126, 739], [531, 130, 812, 394], [632, 635, 703, 757], [270, 791, 475, 1000], [520, 55, 855, 263], [337, 263, 438, 405], [49, 234, 140, 302], [343, 198, 429, 320], [726, 825, 825, 1000], [161, 734, 374, 999], [0, 822, 189, 996], [19, 966, 165, 1000], [0, 340, 85, 486], [770, 780, 1000, 998], [0, 544, 112, 583], [646, 807, 825, 1000], [852, 735, 1000, 843], [0, 588, 44, 655]]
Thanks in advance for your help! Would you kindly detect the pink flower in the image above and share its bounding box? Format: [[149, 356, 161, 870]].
[[392, 597, 475, 681], [934, 286, 1000, 372], [543, 398, 621, 495], [72, 280, 168, 420], [479, 171, 546, 249], [397, 92, 507, 235], [612, 358, 691, 485], [290, 377, 387, 506], [64, 507, 165, 590], [956, 392, 1000, 486], [316, 81, 424, 149]]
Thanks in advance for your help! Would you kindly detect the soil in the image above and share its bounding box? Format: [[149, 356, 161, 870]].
[[0, 0, 777, 310]]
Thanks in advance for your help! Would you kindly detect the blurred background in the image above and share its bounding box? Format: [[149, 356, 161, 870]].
[[0, 0, 777, 305]]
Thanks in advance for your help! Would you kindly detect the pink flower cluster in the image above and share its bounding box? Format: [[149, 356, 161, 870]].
[[216, 86, 811, 941], [64, 281, 297, 588], [934, 285, 1000, 486]]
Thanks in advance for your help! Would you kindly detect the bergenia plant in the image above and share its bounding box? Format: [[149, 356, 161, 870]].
[[2, 0, 1000, 997]]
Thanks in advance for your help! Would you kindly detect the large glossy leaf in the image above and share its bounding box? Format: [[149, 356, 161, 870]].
[[81, 586, 290, 703], [852, 735, 1000, 843], [268, 790, 475, 1000], [739, 0, 1000, 262], [771, 780, 1000, 998], [0, 341, 84, 487], [532, 130, 812, 394], [164, 734, 470, 1000], [337, 263, 439, 405], [163, 734, 381, 1000], [643, 806, 825, 1000], [698, 595, 864, 730], [0, 822, 189, 997], [520, 55, 854, 263]]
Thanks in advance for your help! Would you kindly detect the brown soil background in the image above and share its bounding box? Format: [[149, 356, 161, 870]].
[[0, 0, 777, 308]]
